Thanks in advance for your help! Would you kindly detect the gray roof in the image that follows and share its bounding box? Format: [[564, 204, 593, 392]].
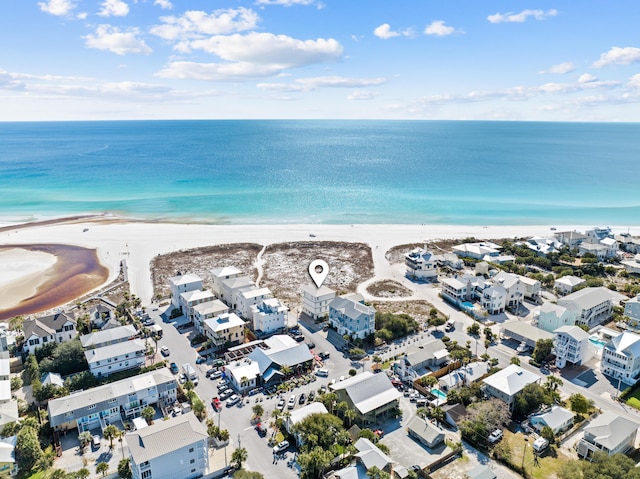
[[211, 266, 242, 278], [288, 402, 328, 426], [329, 295, 375, 321], [222, 276, 254, 290], [23, 311, 76, 339], [84, 339, 146, 365], [604, 331, 640, 358], [466, 465, 497, 479], [405, 338, 448, 366], [502, 320, 553, 343], [553, 325, 590, 342], [42, 372, 64, 387], [80, 325, 137, 348], [584, 411, 639, 450], [169, 273, 202, 286], [249, 335, 313, 374], [301, 284, 336, 298], [48, 369, 176, 422], [330, 372, 401, 414], [354, 437, 393, 470], [127, 412, 208, 463], [531, 406, 574, 431], [560, 287, 624, 310], [407, 416, 445, 445], [482, 364, 541, 397], [0, 436, 15, 465]]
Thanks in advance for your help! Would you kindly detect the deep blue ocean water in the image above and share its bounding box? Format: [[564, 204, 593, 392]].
[[1, 120, 639, 225]]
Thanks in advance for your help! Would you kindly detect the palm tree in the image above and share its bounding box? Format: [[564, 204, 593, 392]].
[[545, 375, 563, 391], [78, 431, 92, 451], [343, 408, 357, 428], [231, 447, 248, 469], [8, 315, 24, 333], [240, 376, 249, 392], [141, 406, 155, 424], [431, 406, 445, 427], [280, 364, 292, 378], [252, 404, 264, 419], [103, 424, 120, 449], [96, 461, 109, 477]]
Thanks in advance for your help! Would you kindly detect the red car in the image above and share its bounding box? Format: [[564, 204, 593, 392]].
[[374, 429, 384, 438], [211, 397, 221, 411]]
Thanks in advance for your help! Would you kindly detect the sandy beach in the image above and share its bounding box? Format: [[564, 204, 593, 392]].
[[1, 217, 639, 317]]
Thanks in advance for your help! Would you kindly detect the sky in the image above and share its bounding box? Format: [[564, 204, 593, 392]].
[[1, 0, 640, 121]]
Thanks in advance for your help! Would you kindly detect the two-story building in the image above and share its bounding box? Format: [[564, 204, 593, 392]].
[[554, 275, 586, 295], [577, 412, 639, 459], [85, 339, 147, 378], [202, 313, 245, 352], [405, 247, 438, 280], [558, 287, 624, 329], [300, 284, 336, 320], [625, 295, 640, 326], [179, 290, 215, 323], [601, 330, 640, 386], [394, 338, 449, 383], [235, 287, 273, 319], [329, 294, 376, 340], [80, 324, 138, 349], [128, 412, 209, 479], [48, 369, 178, 433], [251, 298, 287, 336], [210, 266, 244, 298], [482, 365, 541, 410], [247, 335, 314, 388], [553, 325, 594, 369], [22, 312, 77, 355], [192, 300, 229, 333], [169, 273, 203, 311]]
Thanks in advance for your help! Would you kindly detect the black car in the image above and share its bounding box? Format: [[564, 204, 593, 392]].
[[298, 393, 307, 404], [308, 390, 315, 402], [307, 341, 316, 350], [255, 423, 267, 437], [294, 335, 305, 342]]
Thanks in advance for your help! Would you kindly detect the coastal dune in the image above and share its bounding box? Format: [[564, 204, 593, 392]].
[[1, 217, 639, 319]]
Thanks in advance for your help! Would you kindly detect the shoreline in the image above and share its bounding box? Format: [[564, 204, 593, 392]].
[[2, 215, 640, 318]]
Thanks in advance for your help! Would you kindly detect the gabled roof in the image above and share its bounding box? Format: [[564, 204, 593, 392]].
[[330, 295, 375, 320], [442, 403, 467, 424], [211, 266, 242, 278], [530, 406, 574, 431], [354, 437, 393, 470], [584, 411, 639, 450], [168, 273, 202, 286], [555, 275, 585, 287], [23, 311, 76, 339], [553, 325, 590, 342], [493, 271, 520, 290], [84, 339, 146, 365], [560, 287, 624, 310], [605, 331, 640, 358], [407, 416, 445, 445], [502, 321, 553, 343], [180, 289, 214, 303], [127, 412, 208, 463], [221, 276, 254, 290], [405, 339, 448, 366], [482, 365, 541, 397], [249, 335, 313, 374], [193, 299, 228, 317], [239, 287, 272, 300], [301, 284, 336, 298], [80, 324, 137, 348], [41, 372, 64, 387], [330, 372, 401, 414], [288, 402, 328, 426], [203, 313, 245, 332], [0, 436, 16, 465]]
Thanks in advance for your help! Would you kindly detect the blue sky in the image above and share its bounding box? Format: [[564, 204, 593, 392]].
[[1, 0, 639, 121]]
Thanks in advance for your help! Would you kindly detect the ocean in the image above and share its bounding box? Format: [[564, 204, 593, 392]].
[[1, 120, 639, 225]]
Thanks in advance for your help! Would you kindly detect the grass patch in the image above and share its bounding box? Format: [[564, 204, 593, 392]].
[[503, 430, 572, 479], [18, 470, 47, 479], [625, 386, 640, 410]]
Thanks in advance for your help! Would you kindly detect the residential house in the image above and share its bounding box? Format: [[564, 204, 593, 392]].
[[622, 254, 640, 275], [235, 287, 273, 319], [480, 285, 507, 315], [192, 300, 229, 333], [405, 247, 438, 280], [407, 416, 446, 449], [22, 311, 77, 355], [42, 372, 65, 388], [625, 295, 640, 325], [600, 331, 640, 386], [85, 339, 147, 377], [301, 284, 336, 320], [530, 405, 574, 435], [210, 266, 244, 298], [394, 338, 449, 383], [0, 358, 18, 428], [127, 412, 209, 479], [218, 276, 254, 309], [523, 237, 562, 256], [537, 302, 580, 333], [169, 273, 203, 310], [179, 290, 215, 323], [0, 436, 16, 477], [577, 412, 639, 459], [329, 372, 402, 425], [501, 320, 553, 350], [555, 275, 586, 295], [48, 368, 178, 432], [80, 324, 137, 349], [585, 227, 613, 242], [224, 357, 261, 393], [482, 365, 542, 410], [249, 335, 314, 387], [493, 271, 527, 309], [284, 402, 329, 438], [440, 276, 473, 306], [519, 276, 541, 302], [558, 287, 624, 329], [329, 294, 376, 340], [554, 230, 588, 248], [438, 362, 488, 392], [465, 465, 496, 479], [452, 242, 502, 260], [553, 325, 594, 369], [442, 403, 467, 429], [432, 253, 464, 270], [330, 438, 394, 479], [578, 241, 617, 261], [615, 233, 640, 254], [88, 302, 116, 329], [202, 313, 245, 352], [251, 298, 287, 336]]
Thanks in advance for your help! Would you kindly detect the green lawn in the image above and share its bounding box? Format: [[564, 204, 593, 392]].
[[503, 430, 572, 479], [625, 386, 640, 409]]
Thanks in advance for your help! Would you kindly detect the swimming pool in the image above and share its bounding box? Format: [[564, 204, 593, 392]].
[[589, 335, 606, 348], [461, 301, 474, 309], [431, 388, 447, 400]]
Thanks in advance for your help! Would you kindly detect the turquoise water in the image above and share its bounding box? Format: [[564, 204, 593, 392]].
[[461, 301, 474, 309], [431, 388, 447, 399], [589, 336, 607, 349], [1, 120, 640, 225]]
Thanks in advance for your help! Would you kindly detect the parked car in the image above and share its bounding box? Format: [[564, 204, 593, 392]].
[[319, 351, 330, 360], [92, 435, 101, 448], [210, 370, 223, 380], [219, 389, 234, 401], [211, 397, 221, 411], [277, 398, 286, 411], [488, 429, 503, 444], [196, 356, 207, 364], [293, 335, 305, 342], [445, 320, 455, 332], [308, 390, 316, 402], [517, 342, 529, 353], [226, 395, 241, 407], [408, 465, 421, 473], [169, 362, 179, 374], [217, 379, 229, 389], [299, 393, 307, 404], [307, 342, 316, 350], [160, 346, 170, 356], [178, 373, 187, 384], [287, 395, 296, 409], [273, 440, 290, 454], [255, 423, 267, 437]]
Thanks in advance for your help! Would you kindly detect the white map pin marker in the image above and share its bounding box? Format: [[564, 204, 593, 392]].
[[309, 259, 329, 288]]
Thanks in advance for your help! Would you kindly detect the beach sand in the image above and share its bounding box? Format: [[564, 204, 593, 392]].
[[1, 217, 638, 317]]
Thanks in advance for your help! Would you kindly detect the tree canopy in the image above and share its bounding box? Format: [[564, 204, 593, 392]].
[[532, 338, 554, 364], [459, 399, 510, 444], [39, 339, 89, 376], [292, 413, 345, 453], [513, 383, 554, 418]]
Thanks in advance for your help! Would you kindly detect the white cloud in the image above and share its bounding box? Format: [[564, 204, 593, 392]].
[[592, 46, 640, 68], [150, 8, 259, 42], [154, 0, 172, 9], [99, 0, 129, 17], [578, 73, 597, 83], [255, 0, 316, 5], [38, 0, 76, 16], [347, 90, 380, 100], [156, 61, 285, 80], [77, 11, 88, 19], [84, 25, 152, 55], [539, 62, 574, 74], [628, 74, 640, 88], [373, 24, 413, 40], [424, 20, 461, 37], [487, 9, 558, 24], [257, 76, 386, 92]]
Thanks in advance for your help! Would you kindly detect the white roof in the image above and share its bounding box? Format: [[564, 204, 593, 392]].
[[330, 372, 401, 414], [0, 358, 9, 377], [0, 380, 10, 402], [531, 406, 574, 431], [441, 276, 468, 290], [288, 402, 328, 426], [502, 321, 553, 342], [560, 287, 624, 309], [193, 299, 228, 316], [180, 289, 214, 303], [584, 411, 639, 450], [329, 295, 375, 321], [127, 412, 208, 463], [249, 335, 313, 373], [482, 364, 541, 397], [211, 266, 242, 278], [555, 275, 585, 287], [204, 313, 245, 332], [605, 331, 640, 358], [0, 436, 15, 465], [42, 372, 65, 387], [80, 324, 137, 348], [169, 273, 202, 286], [226, 358, 261, 382], [554, 325, 590, 342], [239, 287, 272, 300], [301, 284, 336, 298], [354, 437, 394, 470], [84, 339, 146, 365]]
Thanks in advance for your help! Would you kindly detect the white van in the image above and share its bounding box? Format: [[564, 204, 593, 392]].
[[316, 368, 329, 377], [533, 437, 549, 453]]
